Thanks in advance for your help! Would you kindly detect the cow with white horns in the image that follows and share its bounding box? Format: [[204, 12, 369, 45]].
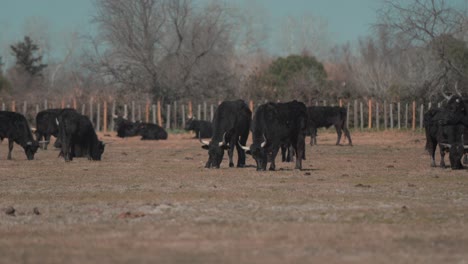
[[200, 100, 251, 168], [240, 100, 308, 171]]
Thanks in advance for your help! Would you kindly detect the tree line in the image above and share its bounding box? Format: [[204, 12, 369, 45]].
[[0, 0, 467, 106]]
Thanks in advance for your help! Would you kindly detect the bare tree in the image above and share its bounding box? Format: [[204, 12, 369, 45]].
[[85, 0, 238, 102], [377, 0, 467, 95]]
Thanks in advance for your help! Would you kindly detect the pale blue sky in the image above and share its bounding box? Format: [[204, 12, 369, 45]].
[[0, 0, 378, 61]]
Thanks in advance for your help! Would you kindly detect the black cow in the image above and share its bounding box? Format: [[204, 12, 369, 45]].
[[0, 111, 39, 160], [56, 110, 105, 161], [35, 108, 76, 149], [113, 116, 140, 138], [200, 100, 251, 168], [307, 106, 352, 146], [137, 123, 168, 140], [185, 118, 212, 139], [424, 95, 467, 169], [241, 100, 307, 171]]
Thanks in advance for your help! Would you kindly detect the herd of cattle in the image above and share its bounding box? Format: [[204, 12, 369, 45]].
[[3, 96, 467, 171]]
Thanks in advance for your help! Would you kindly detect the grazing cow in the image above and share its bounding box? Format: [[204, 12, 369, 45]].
[[56, 110, 105, 161], [0, 111, 39, 160], [185, 118, 213, 139], [113, 116, 140, 138], [424, 95, 467, 169], [137, 123, 168, 140], [35, 108, 76, 149], [200, 100, 251, 168], [241, 100, 307, 171], [307, 106, 352, 146]]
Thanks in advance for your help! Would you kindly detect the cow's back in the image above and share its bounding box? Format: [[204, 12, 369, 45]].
[[211, 100, 251, 142]]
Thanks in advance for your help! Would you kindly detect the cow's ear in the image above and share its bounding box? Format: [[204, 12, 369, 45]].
[[201, 145, 209, 150]]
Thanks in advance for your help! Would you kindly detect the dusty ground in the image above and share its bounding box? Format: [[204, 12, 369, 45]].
[[0, 130, 467, 264]]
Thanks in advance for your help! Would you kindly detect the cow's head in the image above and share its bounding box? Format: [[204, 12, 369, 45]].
[[24, 140, 39, 160], [185, 117, 195, 131], [90, 141, 106, 160], [240, 136, 267, 171], [200, 133, 228, 168]]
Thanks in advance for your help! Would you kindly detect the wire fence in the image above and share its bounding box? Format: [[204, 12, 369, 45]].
[[0, 98, 435, 132]]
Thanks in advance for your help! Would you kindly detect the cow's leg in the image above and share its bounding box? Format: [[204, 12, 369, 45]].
[[62, 136, 72, 162], [269, 146, 280, 171], [343, 127, 352, 146], [295, 136, 305, 170], [44, 134, 51, 150], [237, 131, 249, 168], [335, 124, 343, 145], [440, 147, 446, 168], [463, 154, 468, 164], [7, 139, 14, 160], [228, 146, 234, 168]]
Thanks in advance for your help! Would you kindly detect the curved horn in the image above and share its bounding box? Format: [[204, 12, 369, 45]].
[[218, 132, 227, 147], [199, 135, 210, 146], [260, 134, 267, 148], [56, 118, 59, 126], [441, 91, 451, 100], [239, 141, 250, 151]]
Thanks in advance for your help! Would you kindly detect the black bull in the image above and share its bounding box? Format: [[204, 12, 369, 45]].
[[0, 111, 39, 160], [307, 106, 352, 146], [56, 110, 105, 161], [200, 100, 251, 168], [424, 95, 468, 169], [241, 100, 307, 171]]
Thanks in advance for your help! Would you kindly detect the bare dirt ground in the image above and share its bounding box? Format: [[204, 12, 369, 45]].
[[1, 130, 468, 264]]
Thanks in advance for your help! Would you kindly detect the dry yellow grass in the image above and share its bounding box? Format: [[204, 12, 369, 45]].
[[0, 130, 467, 263]]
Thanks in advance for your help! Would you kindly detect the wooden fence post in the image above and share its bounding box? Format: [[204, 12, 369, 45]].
[[182, 105, 186, 128], [376, 102, 380, 130], [11, 101, 15, 112], [131, 101, 135, 122], [390, 103, 394, 129], [249, 100, 254, 113], [138, 104, 142, 121], [360, 102, 364, 131], [96, 103, 101, 131], [110, 101, 116, 130], [339, 99, 343, 107], [73, 97, 77, 109], [145, 101, 150, 123], [157, 101, 162, 127], [203, 101, 207, 121], [412, 101, 416, 131], [103, 101, 107, 132], [124, 104, 128, 119], [166, 104, 171, 130], [368, 99, 372, 129], [188, 101, 193, 118], [152, 104, 156, 124], [173, 101, 178, 129], [354, 100, 358, 130], [22, 101, 27, 115], [44, 99, 48, 110], [2, 102, 5, 111], [397, 102, 401, 129], [210, 104, 214, 122], [383, 100, 387, 130], [420, 104, 424, 130], [197, 104, 201, 120], [89, 98, 94, 126], [405, 103, 408, 129], [81, 104, 86, 115]]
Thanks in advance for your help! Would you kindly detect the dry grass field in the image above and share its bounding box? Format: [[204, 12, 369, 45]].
[[1, 130, 468, 264]]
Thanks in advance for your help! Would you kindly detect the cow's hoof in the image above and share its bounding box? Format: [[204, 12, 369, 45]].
[[237, 164, 245, 168]]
